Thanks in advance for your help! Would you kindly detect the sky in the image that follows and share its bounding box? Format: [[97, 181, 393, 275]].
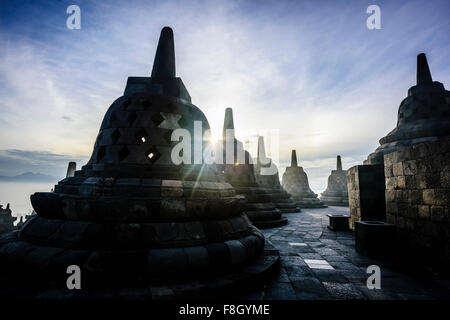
[[0, 0, 449, 192]]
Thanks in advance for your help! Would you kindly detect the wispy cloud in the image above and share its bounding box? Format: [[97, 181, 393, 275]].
[[0, 149, 88, 178]]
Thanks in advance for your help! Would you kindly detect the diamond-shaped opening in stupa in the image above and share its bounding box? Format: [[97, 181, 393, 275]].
[[135, 128, 149, 144], [127, 110, 137, 124], [111, 129, 121, 144], [146, 147, 160, 164], [97, 146, 106, 161], [118, 145, 130, 161]]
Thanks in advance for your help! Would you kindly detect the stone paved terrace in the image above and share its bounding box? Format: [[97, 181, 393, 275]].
[[244, 207, 450, 300]]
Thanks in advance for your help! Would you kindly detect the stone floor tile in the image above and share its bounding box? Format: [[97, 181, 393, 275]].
[[298, 253, 324, 260], [322, 282, 367, 300], [284, 266, 315, 280], [291, 277, 331, 300], [259, 207, 450, 300], [324, 255, 349, 262], [313, 269, 349, 283], [264, 282, 297, 300]]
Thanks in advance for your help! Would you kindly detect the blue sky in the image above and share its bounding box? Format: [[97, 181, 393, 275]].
[[0, 0, 449, 191]]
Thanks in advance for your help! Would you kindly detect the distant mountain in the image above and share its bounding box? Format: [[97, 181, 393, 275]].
[[0, 172, 58, 182]]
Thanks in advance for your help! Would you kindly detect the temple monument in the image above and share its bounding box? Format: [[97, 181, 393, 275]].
[[219, 108, 287, 228], [281, 150, 327, 208], [365, 53, 450, 164], [320, 155, 349, 206], [347, 53, 450, 269], [0, 204, 16, 235], [254, 137, 300, 213], [0, 27, 279, 299], [348, 53, 450, 228]]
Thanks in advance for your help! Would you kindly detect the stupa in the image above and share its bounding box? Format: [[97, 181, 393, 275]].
[[0, 204, 16, 235], [320, 156, 349, 206], [254, 137, 300, 213], [365, 53, 450, 164], [218, 108, 287, 228], [281, 150, 327, 208], [0, 27, 279, 299], [348, 52, 450, 229]]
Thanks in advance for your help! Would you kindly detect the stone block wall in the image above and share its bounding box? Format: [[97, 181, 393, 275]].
[[347, 164, 386, 230], [384, 138, 450, 266]]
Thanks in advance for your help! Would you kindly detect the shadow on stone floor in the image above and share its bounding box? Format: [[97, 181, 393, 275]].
[[241, 206, 450, 300]]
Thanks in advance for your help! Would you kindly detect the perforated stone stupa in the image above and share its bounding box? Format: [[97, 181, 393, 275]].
[[320, 156, 349, 206], [366, 53, 450, 164], [0, 27, 279, 299], [254, 137, 299, 214], [219, 108, 287, 228], [281, 150, 326, 208]]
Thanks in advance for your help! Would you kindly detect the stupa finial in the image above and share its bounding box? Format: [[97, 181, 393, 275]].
[[66, 162, 76, 178], [337, 155, 342, 171], [257, 136, 266, 162], [222, 108, 235, 140], [151, 26, 176, 78], [417, 53, 432, 85], [291, 150, 298, 167]]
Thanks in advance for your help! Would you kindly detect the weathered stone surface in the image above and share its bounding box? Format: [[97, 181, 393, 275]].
[[385, 138, 450, 267], [0, 27, 278, 298], [347, 164, 386, 230], [327, 214, 350, 231], [355, 221, 396, 258], [281, 150, 326, 208]]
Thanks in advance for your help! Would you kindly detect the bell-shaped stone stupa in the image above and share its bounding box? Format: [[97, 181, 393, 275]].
[[281, 150, 327, 208], [0, 204, 16, 235], [254, 137, 299, 213], [320, 156, 349, 206], [219, 108, 287, 228], [366, 53, 450, 164], [0, 27, 279, 299]]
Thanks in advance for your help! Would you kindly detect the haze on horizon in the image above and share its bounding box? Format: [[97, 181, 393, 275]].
[[0, 0, 449, 192]]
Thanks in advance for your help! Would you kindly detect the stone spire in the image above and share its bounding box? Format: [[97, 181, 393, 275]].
[[0, 202, 16, 234], [321, 155, 348, 206], [257, 136, 266, 164], [282, 150, 327, 208], [219, 108, 291, 226], [254, 138, 299, 214], [365, 52, 449, 165], [151, 27, 176, 79], [291, 150, 298, 167], [66, 162, 76, 178], [124, 26, 190, 101], [337, 155, 342, 171], [417, 53, 432, 85], [222, 108, 235, 140]]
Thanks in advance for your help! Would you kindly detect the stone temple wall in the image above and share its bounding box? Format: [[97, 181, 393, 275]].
[[347, 164, 386, 230], [384, 138, 450, 266]]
